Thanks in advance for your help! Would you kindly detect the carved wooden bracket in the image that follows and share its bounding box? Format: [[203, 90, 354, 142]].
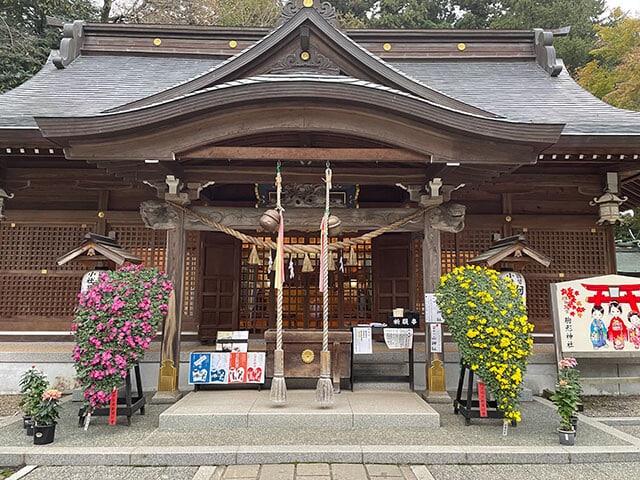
[[426, 202, 466, 233], [280, 1, 338, 27]]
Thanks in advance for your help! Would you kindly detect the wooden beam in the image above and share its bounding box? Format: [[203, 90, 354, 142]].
[[180, 146, 429, 162], [180, 165, 431, 185]]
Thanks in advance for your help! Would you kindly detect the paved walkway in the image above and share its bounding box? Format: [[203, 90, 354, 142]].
[[2, 391, 640, 479]]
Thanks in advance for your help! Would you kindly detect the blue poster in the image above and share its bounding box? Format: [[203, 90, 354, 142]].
[[189, 352, 211, 384]]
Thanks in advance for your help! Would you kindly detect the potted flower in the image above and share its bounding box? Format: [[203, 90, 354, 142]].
[[437, 265, 534, 425], [72, 265, 172, 421], [550, 357, 582, 444], [557, 357, 582, 428], [550, 379, 580, 445], [18, 366, 48, 435], [32, 389, 62, 445]]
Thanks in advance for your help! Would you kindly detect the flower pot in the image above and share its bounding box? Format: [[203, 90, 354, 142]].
[[570, 415, 578, 435], [33, 423, 56, 445], [25, 419, 34, 436], [558, 428, 576, 446], [22, 415, 32, 429]]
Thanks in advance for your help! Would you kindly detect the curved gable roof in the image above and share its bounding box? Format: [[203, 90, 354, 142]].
[[107, 5, 495, 118]]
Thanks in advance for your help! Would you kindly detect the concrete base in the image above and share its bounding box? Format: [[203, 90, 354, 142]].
[[421, 390, 452, 404], [159, 389, 440, 430], [151, 390, 183, 404]]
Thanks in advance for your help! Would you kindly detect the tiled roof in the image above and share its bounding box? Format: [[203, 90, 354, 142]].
[[2, 47, 640, 136], [393, 61, 640, 135], [0, 54, 219, 128]]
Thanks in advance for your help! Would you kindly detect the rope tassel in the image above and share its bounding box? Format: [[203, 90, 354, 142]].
[[248, 245, 260, 265], [301, 253, 314, 272], [316, 163, 335, 407], [270, 162, 287, 405]]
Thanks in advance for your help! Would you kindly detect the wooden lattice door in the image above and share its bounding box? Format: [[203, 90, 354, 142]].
[[372, 233, 414, 323], [197, 232, 241, 343]]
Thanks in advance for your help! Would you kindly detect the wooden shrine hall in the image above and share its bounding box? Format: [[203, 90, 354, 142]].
[[2, 0, 640, 395]]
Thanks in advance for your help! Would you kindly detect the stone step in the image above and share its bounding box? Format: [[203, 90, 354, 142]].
[[158, 389, 439, 430]]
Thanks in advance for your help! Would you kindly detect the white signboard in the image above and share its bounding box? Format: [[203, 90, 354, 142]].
[[353, 326, 373, 354], [384, 328, 414, 349], [551, 274, 640, 353], [430, 323, 443, 353], [424, 293, 443, 323], [501, 271, 527, 302], [81, 269, 104, 293]]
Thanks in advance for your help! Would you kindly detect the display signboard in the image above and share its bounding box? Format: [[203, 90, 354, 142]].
[[550, 274, 640, 354], [188, 351, 265, 385], [387, 310, 421, 328]]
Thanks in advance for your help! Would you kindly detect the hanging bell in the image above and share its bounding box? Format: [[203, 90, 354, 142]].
[[328, 215, 342, 236], [248, 245, 260, 265], [259, 209, 280, 233], [302, 253, 314, 272]]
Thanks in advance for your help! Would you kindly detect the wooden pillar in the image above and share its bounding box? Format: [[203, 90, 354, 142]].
[[422, 211, 451, 403], [152, 203, 187, 403], [96, 190, 109, 235]]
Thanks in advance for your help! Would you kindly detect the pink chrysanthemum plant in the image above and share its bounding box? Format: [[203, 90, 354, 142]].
[[437, 265, 534, 423], [72, 264, 173, 414]]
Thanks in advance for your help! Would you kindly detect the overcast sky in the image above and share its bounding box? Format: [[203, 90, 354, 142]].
[[606, 0, 639, 16]]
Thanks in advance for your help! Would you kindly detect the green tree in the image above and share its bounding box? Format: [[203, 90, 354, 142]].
[[576, 9, 640, 111], [368, 0, 455, 29], [454, 0, 502, 29], [0, 0, 98, 93], [489, 0, 605, 72]]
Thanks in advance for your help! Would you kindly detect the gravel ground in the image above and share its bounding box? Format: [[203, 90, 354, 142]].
[[1, 393, 639, 418], [0, 395, 21, 417], [581, 394, 640, 417]]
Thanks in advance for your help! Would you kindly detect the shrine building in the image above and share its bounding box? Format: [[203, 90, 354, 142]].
[[2, 0, 640, 394]]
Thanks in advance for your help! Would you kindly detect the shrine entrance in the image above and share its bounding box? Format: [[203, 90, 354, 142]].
[[196, 230, 416, 343]]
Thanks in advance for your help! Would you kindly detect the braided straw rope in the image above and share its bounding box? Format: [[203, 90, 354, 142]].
[[170, 203, 431, 254]]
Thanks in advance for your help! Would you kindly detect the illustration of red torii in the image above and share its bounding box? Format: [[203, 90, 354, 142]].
[[581, 283, 640, 312]]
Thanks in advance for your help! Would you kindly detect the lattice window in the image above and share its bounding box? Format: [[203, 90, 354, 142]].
[[238, 235, 373, 333], [0, 223, 92, 270], [0, 223, 94, 321], [110, 225, 166, 268], [440, 229, 495, 274], [517, 229, 608, 276], [512, 227, 611, 336], [0, 274, 82, 317], [240, 236, 272, 334]]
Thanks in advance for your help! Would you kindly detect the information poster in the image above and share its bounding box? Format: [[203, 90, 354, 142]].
[[353, 326, 373, 354], [424, 293, 443, 323], [383, 328, 414, 349]]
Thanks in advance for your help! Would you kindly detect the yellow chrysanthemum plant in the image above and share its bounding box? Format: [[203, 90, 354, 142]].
[[437, 265, 534, 423]]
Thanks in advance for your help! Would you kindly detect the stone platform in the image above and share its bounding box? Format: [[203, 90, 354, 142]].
[[158, 389, 440, 430]]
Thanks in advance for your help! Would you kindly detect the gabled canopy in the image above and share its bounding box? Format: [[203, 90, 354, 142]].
[[2, 0, 640, 204]]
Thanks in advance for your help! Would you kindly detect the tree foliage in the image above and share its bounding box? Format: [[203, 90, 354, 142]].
[[0, 0, 98, 93], [117, 0, 280, 26], [487, 0, 605, 72], [576, 9, 640, 111], [331, 0, 605, 72]]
